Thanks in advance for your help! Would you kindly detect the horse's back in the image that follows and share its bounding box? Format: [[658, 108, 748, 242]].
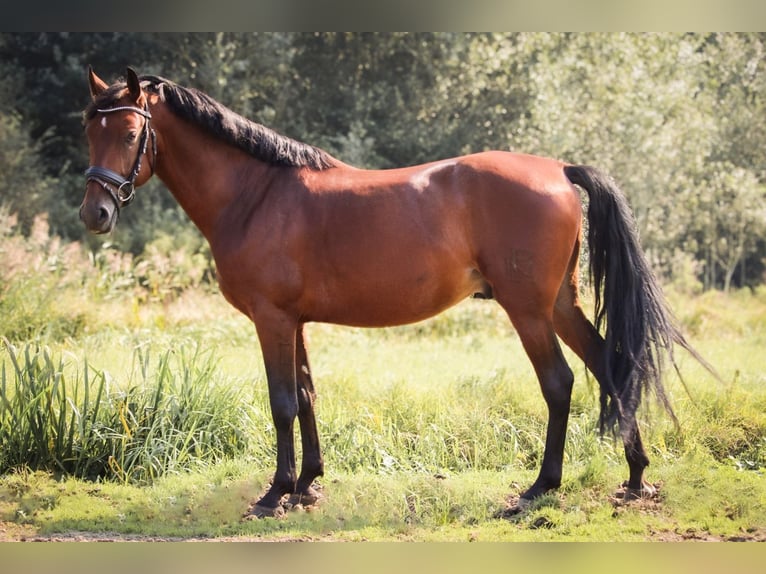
[[216, 151, 583, 326]]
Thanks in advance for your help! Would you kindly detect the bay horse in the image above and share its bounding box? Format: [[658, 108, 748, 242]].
[[80, 67, 705, 519]]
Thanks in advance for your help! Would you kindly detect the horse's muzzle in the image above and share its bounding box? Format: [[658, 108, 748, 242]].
[[79, 196, 117, 234]]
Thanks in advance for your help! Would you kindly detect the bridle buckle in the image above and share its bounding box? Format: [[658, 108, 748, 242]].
[[116, 181, 135, 205]]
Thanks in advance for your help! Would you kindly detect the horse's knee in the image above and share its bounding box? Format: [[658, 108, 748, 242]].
[[270, 394, 299, 428], [540, 367, 574, 411]]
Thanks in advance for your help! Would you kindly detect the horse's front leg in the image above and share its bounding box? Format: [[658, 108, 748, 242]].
[[287, 324, 324, 507], [247, 310, 299, 518]]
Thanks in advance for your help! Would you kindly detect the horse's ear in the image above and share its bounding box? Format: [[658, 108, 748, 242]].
[[126, 67, 143, 103], [88, 66, 109, 100]]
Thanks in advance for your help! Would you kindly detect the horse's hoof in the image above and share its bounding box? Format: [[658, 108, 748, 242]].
[[286, 487, 323, 508], [243, 503, 286, 520], [515, 496, 533, 512], [621, 488, 648, 501], [495, 496, 533, 519], [614, 480, 659, 502]]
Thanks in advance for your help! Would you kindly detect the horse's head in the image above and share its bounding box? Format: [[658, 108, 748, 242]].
[[80, 67, 156, 234]]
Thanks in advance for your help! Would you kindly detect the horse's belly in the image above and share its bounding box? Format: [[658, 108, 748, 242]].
[[305, 266, 483, 328]]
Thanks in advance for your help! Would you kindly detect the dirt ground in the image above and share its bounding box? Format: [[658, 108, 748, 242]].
[[3, 483, 764, 542], [3, 519, 765, 542], [0, 520, 322, 542]]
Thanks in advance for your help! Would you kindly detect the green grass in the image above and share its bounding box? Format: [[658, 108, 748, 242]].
[[1, 289, 765, 541], [0, 339, 269, 484]]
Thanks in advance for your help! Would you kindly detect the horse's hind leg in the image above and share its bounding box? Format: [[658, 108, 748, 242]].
[[553, 271, 653, 498], [496, 289, 575, 506], [288, 325, 324, 507]]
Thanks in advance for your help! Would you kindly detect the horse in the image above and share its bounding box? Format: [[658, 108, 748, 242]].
[[80, 67, 708, 519]]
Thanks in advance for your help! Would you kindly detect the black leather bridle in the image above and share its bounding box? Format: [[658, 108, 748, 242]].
[[84, 103, 157, 210]]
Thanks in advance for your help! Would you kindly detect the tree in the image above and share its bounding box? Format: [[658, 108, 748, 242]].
[[285, 33, 536, 168], [687, 164, 766, 292], [0, 59, 58, 234], [1, 33, 765, 289], [506, 33, 766, 288], [696, 33, 766, 288]]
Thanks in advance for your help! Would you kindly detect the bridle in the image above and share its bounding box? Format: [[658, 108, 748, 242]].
[[84, 102, 157, 210]]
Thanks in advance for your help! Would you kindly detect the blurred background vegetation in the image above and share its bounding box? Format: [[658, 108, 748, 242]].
[[1, 32, 765, 293]]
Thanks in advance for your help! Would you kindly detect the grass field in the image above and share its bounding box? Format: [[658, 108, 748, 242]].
[[1, 277, 765, 541]]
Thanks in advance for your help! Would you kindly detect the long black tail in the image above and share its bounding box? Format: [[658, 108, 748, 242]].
[[564, 165, 712, 434]]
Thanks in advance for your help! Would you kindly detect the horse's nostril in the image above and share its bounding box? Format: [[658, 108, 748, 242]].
[[98, 206, 110, 223]]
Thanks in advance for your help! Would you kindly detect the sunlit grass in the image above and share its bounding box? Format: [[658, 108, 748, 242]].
[[0, 340, 270, 484], [1, 287, 765, 540]]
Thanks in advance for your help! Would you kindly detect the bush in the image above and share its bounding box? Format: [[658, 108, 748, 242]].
[[133, 230, 216, 303], [0, 210, 90, 341], [0, 208, 220, 342], [0, 110, 57, 235]]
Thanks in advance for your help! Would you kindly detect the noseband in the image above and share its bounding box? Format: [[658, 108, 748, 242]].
[[84, 103, 157, 210]]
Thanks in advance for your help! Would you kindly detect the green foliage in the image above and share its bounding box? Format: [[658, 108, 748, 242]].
[[0, 206, 220, 341], [0, 110, 57, 234], [0, 340, 264, 484], [2, 32, 766, 287], [0, 210, 90, 341]]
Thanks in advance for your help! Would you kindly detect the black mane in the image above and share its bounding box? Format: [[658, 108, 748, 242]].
[[84, 74, 335, 171]]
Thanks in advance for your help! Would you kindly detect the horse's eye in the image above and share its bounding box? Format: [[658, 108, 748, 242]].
[[125, 131, 137, 145]]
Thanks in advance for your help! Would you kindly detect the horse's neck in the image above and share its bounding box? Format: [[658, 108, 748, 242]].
[[152, 112, 267, 241]]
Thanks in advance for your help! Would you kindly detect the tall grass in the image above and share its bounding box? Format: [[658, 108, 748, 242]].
[[0, 288, 764, 540], [0, 339, 267, 484], [0, 209, 220, 343], [0, 341, 106, 478], [0, 212, 90, 340], [5, 291, 762, 488], [0, 326, 622, 488]]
